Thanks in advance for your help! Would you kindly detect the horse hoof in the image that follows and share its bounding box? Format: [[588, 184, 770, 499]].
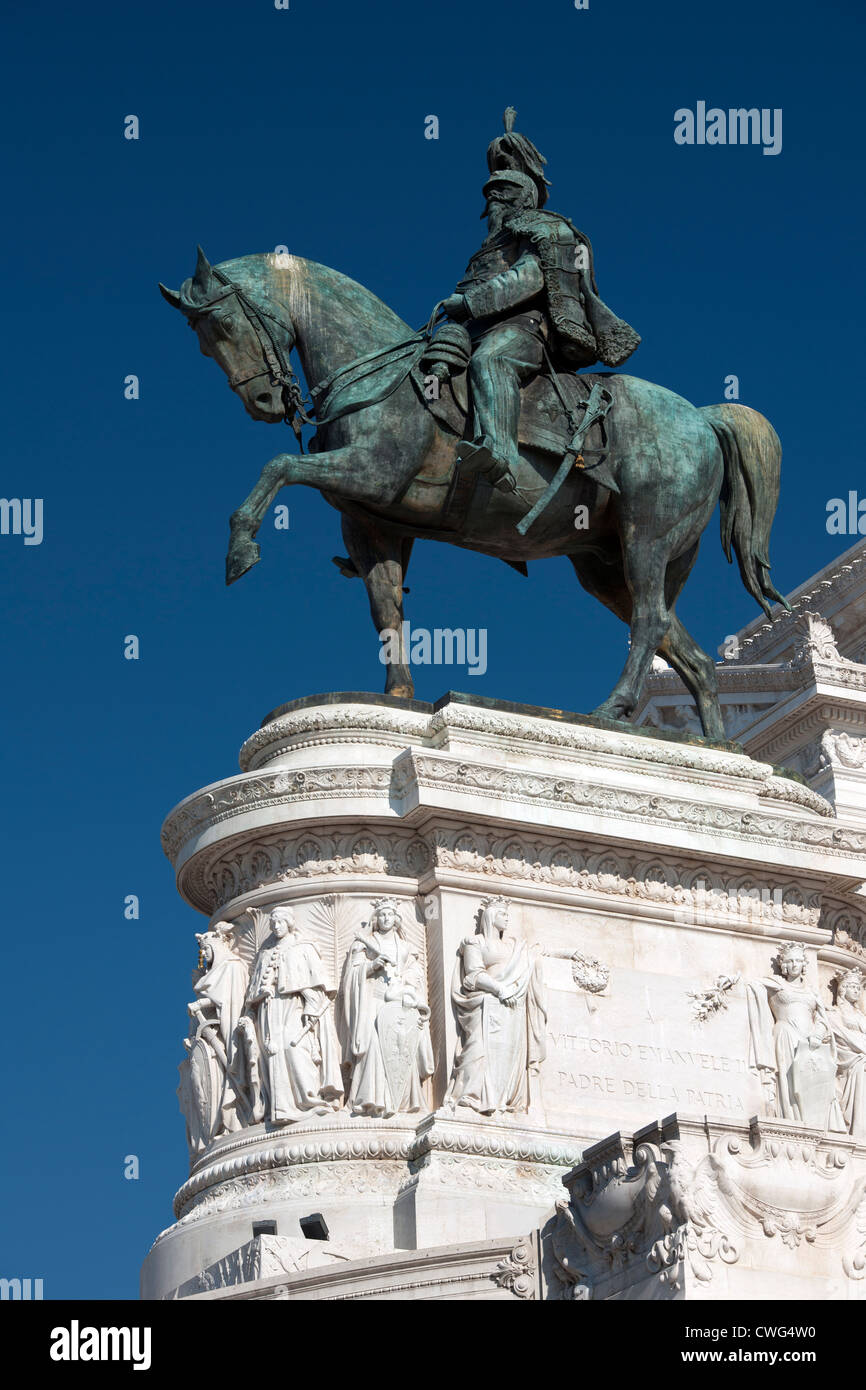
[[591, 699, 631, 724], [226, 537, 261, 585], [387, 684, 414, 700]]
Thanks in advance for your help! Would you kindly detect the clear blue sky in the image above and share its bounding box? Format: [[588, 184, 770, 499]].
[[2, 0, 863, 1298]]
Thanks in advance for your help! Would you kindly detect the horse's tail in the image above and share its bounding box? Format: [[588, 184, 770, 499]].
[[700, 402, 790, 617]]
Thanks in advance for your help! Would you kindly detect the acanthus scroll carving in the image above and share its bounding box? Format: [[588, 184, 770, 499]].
[[492, 1237, 537, 1298]]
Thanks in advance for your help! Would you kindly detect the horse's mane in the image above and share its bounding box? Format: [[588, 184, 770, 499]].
[[220, 253, 411, 342]]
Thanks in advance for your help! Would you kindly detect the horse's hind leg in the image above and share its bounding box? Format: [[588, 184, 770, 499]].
[[655, 543, 726, 741], [659, 616, 725, 742], [570, 545, 726, 741], [340, 513, 415, 698], [590, 538, 675, 725]]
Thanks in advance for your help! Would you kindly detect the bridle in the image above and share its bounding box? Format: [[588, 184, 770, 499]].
[[186, 266, 448, 447], [185, 265, 313, 446]]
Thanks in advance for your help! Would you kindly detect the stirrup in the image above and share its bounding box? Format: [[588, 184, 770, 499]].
[[457, 439, 518, 492]]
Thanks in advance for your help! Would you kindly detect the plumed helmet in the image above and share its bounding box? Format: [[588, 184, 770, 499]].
[[481, 168, 539, 204], [485, 106, 551, 209]]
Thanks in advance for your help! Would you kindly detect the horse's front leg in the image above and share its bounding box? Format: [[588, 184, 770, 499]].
[[226, 445, 412, 585], [227, 454, 290, 584]]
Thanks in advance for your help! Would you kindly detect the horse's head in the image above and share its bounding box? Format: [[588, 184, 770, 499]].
[[160, 247, 293, 424]]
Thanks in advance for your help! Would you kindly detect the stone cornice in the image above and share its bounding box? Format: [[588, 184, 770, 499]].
[[162, 698, 866, 914], [169, 1112, 584, 1221], [733, 541, 866, 663], [397, 750, 862, 861], [239, 704, 431, 772], [746, 699, 866, 765], [162, 764, 394, 865]]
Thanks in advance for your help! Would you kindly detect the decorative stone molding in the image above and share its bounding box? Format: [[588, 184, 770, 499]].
[[195, 831, 431, 914], [821, 732, 866, 771], [169, 1234, 355, 1299], [824, 894, 866, 959], [174, 1160, 410, 1228], [666, 1121, 866, 1279], [547, 1132, 696, 1298], [427, 702, 751, 778], [168, 1111, 583, 1222], [731, 542, 866, 667], [404, 1152, 565, 1205], [180, 1235, 530, 1302], [398, 752, 856, 858], [431, 827, 823, 931], [164, 696, 851, 883], [162, 765, 394, 864], [239, 704, 431, 771], [789, 613, 846, 670], [178, 823, 838, 931]]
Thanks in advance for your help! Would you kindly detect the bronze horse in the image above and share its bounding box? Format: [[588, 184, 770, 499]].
[[160, 247, 787, 740]]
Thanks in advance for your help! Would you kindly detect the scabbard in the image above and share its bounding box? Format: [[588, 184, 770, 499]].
[[516, 452, 576, 536]]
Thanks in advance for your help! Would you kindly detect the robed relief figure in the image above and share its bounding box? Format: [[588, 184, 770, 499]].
[[244, 905, 343, 1124], [829, 969, 866, 1138], [446, 898, 547, 1116], [746, 942, 845, 1130], [339, 898, 434, 1117], [179, 922, 249, 1156]]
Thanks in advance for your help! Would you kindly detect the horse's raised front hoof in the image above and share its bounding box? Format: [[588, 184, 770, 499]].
[[225, 535, 261, 586]]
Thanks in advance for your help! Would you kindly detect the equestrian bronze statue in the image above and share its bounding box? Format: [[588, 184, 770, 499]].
[[160, 110, 787, 742]]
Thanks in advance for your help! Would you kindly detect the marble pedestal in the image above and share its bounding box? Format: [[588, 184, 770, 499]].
[[141, 692, 866, 1300]]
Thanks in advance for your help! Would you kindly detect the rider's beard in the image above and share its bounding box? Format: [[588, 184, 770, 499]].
[[486, 203, 508, 237]]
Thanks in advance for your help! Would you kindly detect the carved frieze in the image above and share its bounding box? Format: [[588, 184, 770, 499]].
[[203, 830, 431, 910], [431, 827, 822, 930]]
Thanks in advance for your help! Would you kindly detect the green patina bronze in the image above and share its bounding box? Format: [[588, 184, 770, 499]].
[[160, 110, 788, 740]]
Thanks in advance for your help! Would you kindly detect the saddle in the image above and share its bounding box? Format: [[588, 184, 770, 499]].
[[402, 362, 616, 520], [410, 362, 605, 457], [310, 328, 616, 525]]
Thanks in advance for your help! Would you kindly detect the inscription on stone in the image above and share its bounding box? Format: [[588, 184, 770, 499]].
[[540, 980, 760, 1124]]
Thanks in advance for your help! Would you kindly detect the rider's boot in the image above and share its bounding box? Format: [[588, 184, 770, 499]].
[[460, 352, 523, 496], [457, 435, 520, 494]]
